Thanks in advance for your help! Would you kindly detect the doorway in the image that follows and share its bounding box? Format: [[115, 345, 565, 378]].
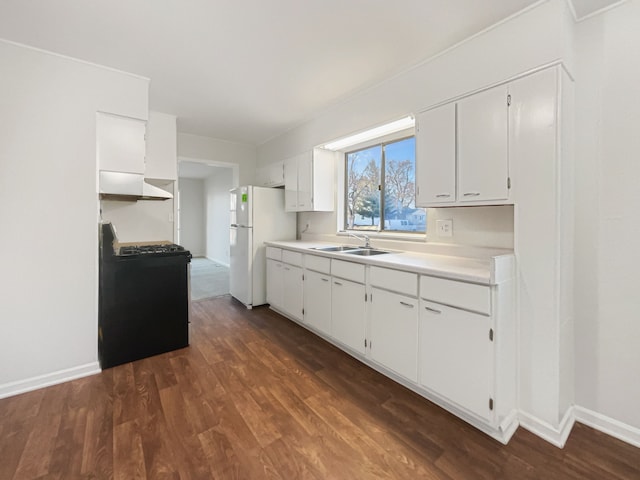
[[177, 159, 236, 300]]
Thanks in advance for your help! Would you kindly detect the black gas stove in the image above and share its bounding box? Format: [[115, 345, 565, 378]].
[[118, 243, 189, 257], [99, 222, 191, 369]]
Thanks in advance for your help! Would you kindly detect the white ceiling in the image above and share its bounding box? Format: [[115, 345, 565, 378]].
[[0, 1, 619, 145]]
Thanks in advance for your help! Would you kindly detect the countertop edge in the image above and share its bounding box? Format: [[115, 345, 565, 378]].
[[264, 240, 515, 286]]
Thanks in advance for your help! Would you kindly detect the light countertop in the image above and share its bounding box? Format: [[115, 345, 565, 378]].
[[264, 240, 515, 285]]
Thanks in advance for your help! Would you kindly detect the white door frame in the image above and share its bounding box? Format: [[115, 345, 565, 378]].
[[175, 156, 240, 245]]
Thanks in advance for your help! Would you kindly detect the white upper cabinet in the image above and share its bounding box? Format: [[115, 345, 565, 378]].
[[97, 112, 146, 174], [284, 148, 335, 212], [457, 85, 509, 203], [145, 111, 177, 180], [415, 84, 511, 207], [257, 161, 284, 187], [284, 155, 299, 210], [415, 103, 456, 206], [297, 151, 313, 210]]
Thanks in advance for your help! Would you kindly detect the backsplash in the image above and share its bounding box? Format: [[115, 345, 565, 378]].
[[299, 205, 514, 251], [426, 205, 514, 249], [101, 197, 175, 243]]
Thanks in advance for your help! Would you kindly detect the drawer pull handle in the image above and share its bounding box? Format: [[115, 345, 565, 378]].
[[463, 192, 480, 197], [400, 301, 415, 308], [321, 278, 329, 282], [334, 281, 343, 286], [435, 194, 451, 198], [424, 306, 441, 314]]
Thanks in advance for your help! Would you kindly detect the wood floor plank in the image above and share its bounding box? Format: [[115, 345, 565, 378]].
[[13, 413, 61, 479], [1, 296, 639, 479], [113, 420, 147, 480]]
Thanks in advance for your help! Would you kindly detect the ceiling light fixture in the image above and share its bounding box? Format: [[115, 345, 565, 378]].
[[322, 115, 415, 151]]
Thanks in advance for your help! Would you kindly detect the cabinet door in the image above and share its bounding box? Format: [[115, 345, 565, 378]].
[[97, 112, 146, 174], [297, 152, 313, 210], [331, 278, 366, 354], [256, 165, 270, 187], [282, 264, 304, 320], [457, 86, 509, 203], [304, 269, 332, 335], [415, 104, 456, 206], [284, 157, 298, 211], [370, 288, 418, 381], [266, 259, 284, 309], [310, 148, 335, 211], [269, 161, 285, 187], [419, 300, 493, 421]]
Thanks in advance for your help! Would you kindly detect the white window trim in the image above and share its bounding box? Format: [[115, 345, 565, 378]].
[[335, 127, 426, 241]]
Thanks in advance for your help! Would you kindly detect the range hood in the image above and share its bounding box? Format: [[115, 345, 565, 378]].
[[99, 171, 173, 201]]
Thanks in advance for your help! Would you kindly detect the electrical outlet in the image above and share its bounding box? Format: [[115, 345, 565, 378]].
[[436, 219, 453, 237]]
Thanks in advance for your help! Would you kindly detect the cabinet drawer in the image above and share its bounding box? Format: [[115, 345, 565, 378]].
[[331, 259, 365, 283], [370, 267, 417, 296], [420, 275, 490, 315], [266, 247, 282, 260], [282, 250, 303, 267], [304, 254, 331, 274]]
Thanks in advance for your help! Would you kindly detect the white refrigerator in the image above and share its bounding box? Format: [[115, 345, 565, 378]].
[[230, 186, 296, 308]]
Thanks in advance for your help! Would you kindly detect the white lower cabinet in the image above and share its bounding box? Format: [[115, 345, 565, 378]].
[[331, 277, 366, 354], [267, 247, 303, 320], [369, 288, 418, 382], [268, 247, 515, 443], [419, 300, 493, 421], [266, 258, 284, 310], [303, 269, 332, 336], [282, 263, 303, 321]]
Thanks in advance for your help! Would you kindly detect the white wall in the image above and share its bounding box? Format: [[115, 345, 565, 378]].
[[205, 168, 233, 266], [257, 0, 570, 166], [0, 40, 148, 394], [574, 0, 640, 431], [178, 178, 206, 256], [177, 132, 256, 187]]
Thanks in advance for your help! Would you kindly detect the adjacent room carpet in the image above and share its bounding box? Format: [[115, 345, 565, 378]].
[[189, 257, 229, 300]]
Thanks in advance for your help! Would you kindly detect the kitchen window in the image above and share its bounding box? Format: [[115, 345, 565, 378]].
[[344, 136, 424, 233]]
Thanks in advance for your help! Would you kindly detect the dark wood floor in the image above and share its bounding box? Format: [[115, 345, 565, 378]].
[[1, 296, 639, 479]]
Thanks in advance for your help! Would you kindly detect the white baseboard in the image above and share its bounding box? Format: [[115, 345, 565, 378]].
[[205, 256, 229, 267], [0, 362, 101, 399], [519, 407, 576, 448], [574, 406, 640, 448]]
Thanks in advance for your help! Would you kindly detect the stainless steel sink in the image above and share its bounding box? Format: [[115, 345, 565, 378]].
[[313, 245, 358, 252], [343, 249, 390, 256]]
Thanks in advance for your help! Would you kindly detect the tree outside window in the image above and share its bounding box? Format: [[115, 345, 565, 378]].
[[345, 137, 424, 233]]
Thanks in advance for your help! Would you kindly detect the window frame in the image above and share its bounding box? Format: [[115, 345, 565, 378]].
[[341, 134, 424, 235]]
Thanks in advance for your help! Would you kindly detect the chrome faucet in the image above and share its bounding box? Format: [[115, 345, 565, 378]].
[[348, 232, 371, 248]]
